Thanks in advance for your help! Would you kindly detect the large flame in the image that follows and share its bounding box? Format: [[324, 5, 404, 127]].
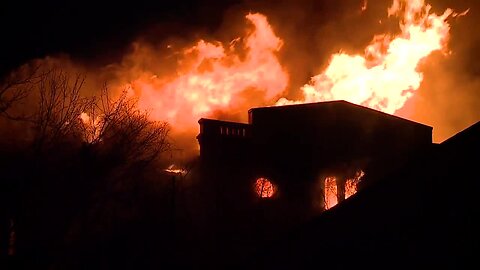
[[122, 13, 288, 133], [22, 0, 467, 152], [277, 0, 461, 115]]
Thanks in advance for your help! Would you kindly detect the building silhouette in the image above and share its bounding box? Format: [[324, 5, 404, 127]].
[[242, 119, 480, 269], [196, 100, 440, 265], [198, 100, 431, 208]]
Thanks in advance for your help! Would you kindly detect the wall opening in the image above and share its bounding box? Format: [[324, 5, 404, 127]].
[[323, 170, 365, 210], [254, 177, 276, 198]]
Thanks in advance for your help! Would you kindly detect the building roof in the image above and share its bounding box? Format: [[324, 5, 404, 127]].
[[249, 100, 432, 129]]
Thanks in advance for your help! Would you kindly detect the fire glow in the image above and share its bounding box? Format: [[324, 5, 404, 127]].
[[164, 164, 188, 176], [324, 176, 338, 210], [124, 13, 288, 133], [277, 0, 464, 115], [118, 0, 464, 135], [255, 177, 276, 198], [68, 0, 466, 148], [79, 112, 102, 143], [324, 170, 365, 210]]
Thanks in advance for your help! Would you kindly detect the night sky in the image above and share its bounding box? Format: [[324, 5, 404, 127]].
[[0, 0, 242, 76]]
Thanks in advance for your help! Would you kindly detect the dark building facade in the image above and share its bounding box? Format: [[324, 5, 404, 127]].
[[242, 120, 480, 270], [198, 100, 432, 209], [196, 101, 433, 262]]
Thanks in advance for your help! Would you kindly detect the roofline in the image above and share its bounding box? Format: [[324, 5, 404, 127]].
[[440, 120, 480, 145], [248, 100, 432, 129], [198, 118, 249, 126]]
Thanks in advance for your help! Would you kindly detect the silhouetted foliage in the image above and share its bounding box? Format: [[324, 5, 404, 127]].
[[30, 69, 89, 154], [82, 87, 170, 168], [0, 67, 175, 269], [0, 65, 40, 119]]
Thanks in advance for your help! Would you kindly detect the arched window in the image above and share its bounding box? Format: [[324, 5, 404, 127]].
[[254, 177, 276, 198]]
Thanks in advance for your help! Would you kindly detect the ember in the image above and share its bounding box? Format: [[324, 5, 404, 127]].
[[164, 164, 187, 176]]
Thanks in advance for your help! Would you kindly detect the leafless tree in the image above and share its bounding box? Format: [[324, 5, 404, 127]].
[[81, 86, 171, 167], [29, 69, 91, 153], [1, 67, 174, 268], [0, 65, 41, 119]]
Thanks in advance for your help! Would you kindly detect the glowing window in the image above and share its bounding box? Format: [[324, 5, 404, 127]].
[[324, 176, 338, 210], [254, 177, 276, 198], [345, 170, 365, 199], [323, 170, 365, 210]]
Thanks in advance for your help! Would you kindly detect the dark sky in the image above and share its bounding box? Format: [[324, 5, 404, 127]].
[[0, 0, 243, 76]]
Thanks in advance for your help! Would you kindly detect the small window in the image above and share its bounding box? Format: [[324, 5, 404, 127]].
[[323, 170, 364, 210], [254, 177, 276, 198], [323, 176, 337, 210]]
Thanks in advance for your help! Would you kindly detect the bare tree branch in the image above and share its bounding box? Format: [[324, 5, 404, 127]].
[[81, 85, 171, 167], [30, 69, 89, 153], [0, 65, 42, 119]]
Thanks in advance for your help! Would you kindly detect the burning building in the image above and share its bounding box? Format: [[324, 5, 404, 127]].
[[195, 100, 436, 263], [242, 119, 480, 270], [198, 100, 432, 211]]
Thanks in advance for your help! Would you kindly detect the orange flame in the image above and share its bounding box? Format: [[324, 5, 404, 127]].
[[324, 176, 338, 210], [345, 170, 365, 199], [164, 164, 187, 176], [123, 13, 288, 133], [323, 170, 365, 210], [361, 0, 368, 12], [23, 0, 467, 153], [79, 112, 102, 143], [277, 0, 461, 115]]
